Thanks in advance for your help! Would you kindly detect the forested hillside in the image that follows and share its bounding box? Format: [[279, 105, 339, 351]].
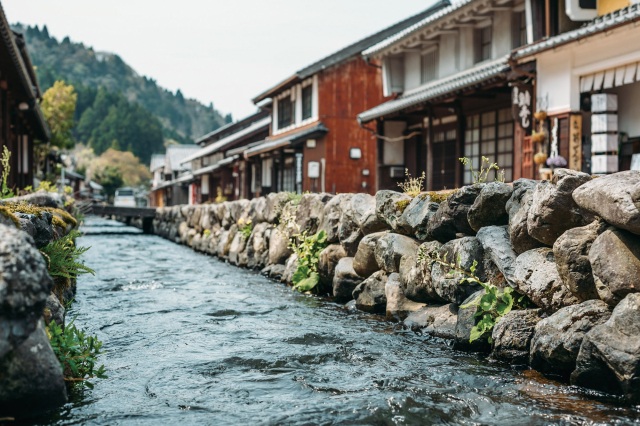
[[13, 24, 232, 163]]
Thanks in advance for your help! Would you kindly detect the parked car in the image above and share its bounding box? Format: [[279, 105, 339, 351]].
[[114, 187, 136, 207]]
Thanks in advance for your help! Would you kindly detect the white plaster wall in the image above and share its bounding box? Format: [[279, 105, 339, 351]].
[[404, 51, 422, 91], [493, 11, 513, 57], [609, 81, 640, 138], [439, 34, 459, 76], [536, 51, 574, 114], [459, 27, 475, 70]]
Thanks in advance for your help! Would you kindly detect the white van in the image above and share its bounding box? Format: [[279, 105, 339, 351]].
[[114, 187, 136, 207]]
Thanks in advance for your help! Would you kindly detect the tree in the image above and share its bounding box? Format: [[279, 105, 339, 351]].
[[41, 81, 77, 149], [93, 165, 123, 199], [90, 148, 151, 189]]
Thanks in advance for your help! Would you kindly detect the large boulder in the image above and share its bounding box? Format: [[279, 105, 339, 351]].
[[352, 231, 387, 278], [0, 321, 67, 418], [398, 241, 443, 303], [403, 304, 458, 339], [506, 179, 544, 254], [467, 182, 513, 232], [527, 169, 592, 246], [264, 193, 290, 224], [281, 254, 298, 285], [476, 226, 517, 285], [385, 273, 426, 321], [374, 233, 420, 274], [318, 244, 347, 292], [295, 193, 333, 235], [572, 170, 640, 236], [351, 193, 387, 235], [454, 290, 491, 352], [396, 194, 440, 240], [490, 309, 541, 365], [352, 271, 388, 314], [228, 232, 248, 266], [337, 196, 363, 256], [332, 257, 363, 303], [530, 300, 611, 379], [15, 211, 54, 249], [248, 197, 267, 224], [513, 248, 579, 312], [320, 194, 352, 244], [246, 223, 270, 269], [375, 190, 412, 233], [426, 185, 483, 242], [553, 220, 606, 302], [268, 227, 292, 265], [431, 237, 484, 304], [571, 293, 640, 402], [589, 227, 640, 306]]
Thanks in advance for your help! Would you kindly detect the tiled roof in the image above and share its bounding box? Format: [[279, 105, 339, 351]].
[[362, 0, 475, 58], [358, 56, 510, 123], [514, 4, 640, 59], [150, 154, 165, 172], [164, 145, 200, 174]]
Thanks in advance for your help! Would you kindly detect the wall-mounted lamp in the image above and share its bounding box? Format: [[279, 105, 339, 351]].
[[18, 102, 29, 111], [349, 147, 362, 159]]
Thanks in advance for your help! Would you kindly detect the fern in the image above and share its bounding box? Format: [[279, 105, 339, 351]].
[[40, 230, 95, 279]]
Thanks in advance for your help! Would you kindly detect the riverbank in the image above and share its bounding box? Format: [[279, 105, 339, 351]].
[[0, 192, 84, 418], [153, 169, 640, 403]]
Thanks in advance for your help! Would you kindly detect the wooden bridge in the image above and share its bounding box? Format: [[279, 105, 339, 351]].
[[81, 202, 156, 233]]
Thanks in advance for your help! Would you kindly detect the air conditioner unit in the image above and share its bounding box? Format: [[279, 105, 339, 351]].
[[566, 0, 597, 21], [389, 166, 405, 178]]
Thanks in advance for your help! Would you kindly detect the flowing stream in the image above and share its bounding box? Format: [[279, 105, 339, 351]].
[[42, 217, 640, 425]]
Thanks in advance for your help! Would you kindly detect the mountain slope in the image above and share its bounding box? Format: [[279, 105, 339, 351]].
[[15, 24, 231, 149]]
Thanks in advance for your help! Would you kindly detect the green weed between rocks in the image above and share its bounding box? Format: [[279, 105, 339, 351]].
[[423, 251, 527, 344], [46, 319, 106, 389], [398, 169, 425, 197], [289, 229, 328, 293], [238, 218, 253, 239], [459, 156, 505, 184], [1, 146, 14, 199]]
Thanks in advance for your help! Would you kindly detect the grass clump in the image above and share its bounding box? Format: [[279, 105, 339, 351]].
[[460, 156, 504, 184], [397, 169, 425, 197], [289, 229, 328, 293], [46, 319, 106, 389], [238, 218, 253, 239]]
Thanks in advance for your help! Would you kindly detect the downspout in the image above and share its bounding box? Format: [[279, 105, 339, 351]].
[[321, 158, 326, 193]]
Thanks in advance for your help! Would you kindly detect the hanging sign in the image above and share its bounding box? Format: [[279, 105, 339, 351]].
[[512, 84, 533, 134], [569, 114, 583, 171]]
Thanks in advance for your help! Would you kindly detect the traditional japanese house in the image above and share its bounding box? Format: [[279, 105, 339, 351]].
[[180, 110, 269, 202], [0, 5, 50, 190], [246, 1, 450, 196], [149, 145, 199, 207], [357, 0, 545, 190], [513, 2, 640, 176]]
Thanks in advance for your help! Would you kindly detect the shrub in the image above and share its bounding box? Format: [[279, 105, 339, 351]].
[[289, 230, 328, 292], [46, 319, 106, 389], [1, 146, 14, 199]]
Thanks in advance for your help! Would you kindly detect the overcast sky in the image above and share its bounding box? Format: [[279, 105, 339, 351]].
[[3, 0, 436, 121]]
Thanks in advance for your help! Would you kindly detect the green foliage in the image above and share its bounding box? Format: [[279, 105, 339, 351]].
[[395, 199, 410, 213], [46, 319, 106, 389], [1, 146, 14, 198], [15, 24, 227, 148], [286, 192, 303, 206], [41, 81, 77, 149], [459, 156, 503, 184], [39, 230, 95, 280], [238, 218, 253, 239], [397, 169, 425, 197], [424, 252, 527, 344], [289, 230, 328, 292], [92, 165, 123, 198]]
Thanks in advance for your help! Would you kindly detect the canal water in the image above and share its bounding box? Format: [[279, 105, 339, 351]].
[[44, 217, 639, 425]]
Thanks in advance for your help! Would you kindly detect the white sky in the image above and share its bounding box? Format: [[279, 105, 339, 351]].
[[3, 0, 437, 121]]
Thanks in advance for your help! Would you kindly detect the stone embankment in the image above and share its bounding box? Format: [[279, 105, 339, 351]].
[[0, 192, 78, 418], [154, 169, 640, 403]]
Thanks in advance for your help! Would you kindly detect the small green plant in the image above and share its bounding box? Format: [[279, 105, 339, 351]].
[[398, 169, 425, 197], [203, 229, 211, 237], [46, 319, 106, 389], [40, 230, 95, 298], [289, 229, 328, 292], [395, 198, 411, 213], [238, 218, 253, 239], [1, 146, 14, 199], [286, 191, 303, 206], [459, 156, 500, 184], [425, 251, 526, 344]]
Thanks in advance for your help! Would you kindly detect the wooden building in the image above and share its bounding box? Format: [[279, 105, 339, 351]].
[[0, 4, 50, 191], [246, 1, 450, 196], [181, 110, 270, 202], [149, 145, 199, 207]]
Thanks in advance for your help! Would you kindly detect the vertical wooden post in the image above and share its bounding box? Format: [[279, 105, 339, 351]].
[[426, 105, 434, 191], [455, 100, 464, 189]]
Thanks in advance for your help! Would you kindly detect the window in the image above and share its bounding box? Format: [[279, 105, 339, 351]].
[[302, 85, 313, 120], [464, 108, 513, 185], [277, 97, 293, 129], [476, 26, 492, 63], [421, 49, 438, 84], [513, 11, 527, 48], [261, 158, 273, 187]]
